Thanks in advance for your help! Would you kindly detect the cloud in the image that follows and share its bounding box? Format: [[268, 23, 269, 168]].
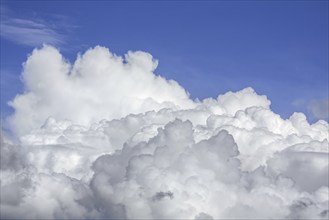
[[1, 46, 328, 219], [0, 9, 65, 47], [8, 45, 195, 135], [308, 99, 329, 120], [152, 191, 174, 201]]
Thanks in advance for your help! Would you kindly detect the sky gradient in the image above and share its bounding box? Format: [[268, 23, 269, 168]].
[[1, 0, 328, 123]]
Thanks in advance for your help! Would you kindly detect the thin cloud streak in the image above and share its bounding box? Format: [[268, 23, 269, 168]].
[[0, 10, 65, 47]]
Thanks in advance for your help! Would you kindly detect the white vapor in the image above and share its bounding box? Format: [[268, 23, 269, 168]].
[[8, 45, 195, 136], [0, 7, 67, 47], [308, 99, 329, 120], [1, 45, 328, 219], [0, 18, 64, 47]]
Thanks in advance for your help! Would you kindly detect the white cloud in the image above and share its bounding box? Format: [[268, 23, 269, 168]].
[[8, 45, 195, 135], [1, 46, 328, 219], [0, 10, 65, 47]]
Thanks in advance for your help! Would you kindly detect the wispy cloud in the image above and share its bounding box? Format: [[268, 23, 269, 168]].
[[308, 98, 329, 120], [0, 7, 67, 47], [292, 97, 329, 121]]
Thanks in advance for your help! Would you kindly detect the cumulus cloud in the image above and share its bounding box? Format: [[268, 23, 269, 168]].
[[8, 45, 195, 135], [1, 45, 328, 219]]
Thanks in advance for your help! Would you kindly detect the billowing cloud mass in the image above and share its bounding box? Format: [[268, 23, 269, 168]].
[[8, 45, 195, 136], [1, 45, 328, 219]]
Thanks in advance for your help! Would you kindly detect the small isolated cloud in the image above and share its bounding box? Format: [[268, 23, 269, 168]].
[[1, 46, 328, 219], [308, 99, 329, 120], [0, 8, 65, 47]]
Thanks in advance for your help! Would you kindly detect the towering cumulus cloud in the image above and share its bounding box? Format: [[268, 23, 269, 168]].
[[1, 45, 328, 219], [8, 45, 195, 136]]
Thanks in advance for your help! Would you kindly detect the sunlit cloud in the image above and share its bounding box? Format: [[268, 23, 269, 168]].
[[1, 45, 328, 219]]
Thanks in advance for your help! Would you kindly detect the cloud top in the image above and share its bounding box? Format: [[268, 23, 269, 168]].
[[8, 45, 195, 135]]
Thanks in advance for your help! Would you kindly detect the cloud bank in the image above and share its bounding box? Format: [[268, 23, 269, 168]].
[[1, 45, 328, 219]]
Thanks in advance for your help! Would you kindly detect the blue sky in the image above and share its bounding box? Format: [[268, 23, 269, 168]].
[[1, 0, 328, 123]]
